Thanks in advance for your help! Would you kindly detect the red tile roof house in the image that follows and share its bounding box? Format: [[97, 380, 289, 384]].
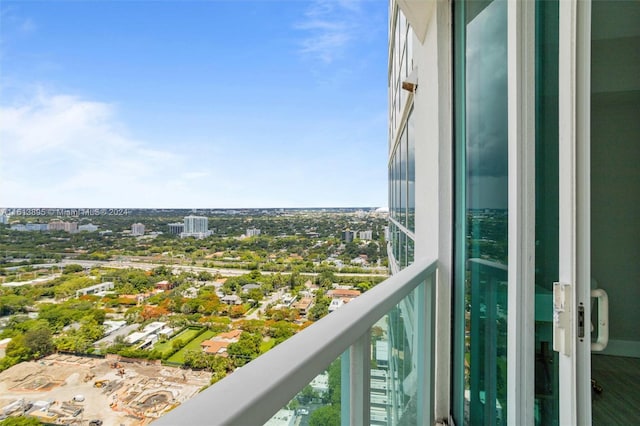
[[326, 289, 361, 301], [155, 280, 174, 291], [200, 329, 243, 356]]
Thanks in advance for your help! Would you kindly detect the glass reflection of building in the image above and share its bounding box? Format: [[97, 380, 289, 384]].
[[385, 6, 420, 424]]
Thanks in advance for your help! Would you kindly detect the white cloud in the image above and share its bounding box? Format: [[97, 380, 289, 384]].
[[19, 17, 36, 34], [295, 0, 366, 64], [0, 90, 212, 208], [0, 88, 388, 209]]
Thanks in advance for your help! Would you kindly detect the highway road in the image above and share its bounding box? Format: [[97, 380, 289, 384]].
[[56, 259, 388, 279]]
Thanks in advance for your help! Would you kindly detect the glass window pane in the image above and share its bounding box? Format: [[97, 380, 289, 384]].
[[265, 357, 342, 426], [407, 109, 415, 232], [453, 0, 509, 424], [534, 0, 559, 424], [399, 129, 407, 228], [371, 280, 428, 424]]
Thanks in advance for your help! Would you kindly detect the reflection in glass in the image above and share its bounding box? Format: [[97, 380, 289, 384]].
[[399, 130, 407, 227], [265, 359, 342, 426], [407, 110, 415, 232], [395, 150, 401, 222], [454, 0, 508, 424], [371, 280, 428, 425], [534, 0, 559, 424]]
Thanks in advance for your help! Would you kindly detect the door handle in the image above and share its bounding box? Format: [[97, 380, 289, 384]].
[[591, 288, 609, 351], [553, 282, 572, 356]]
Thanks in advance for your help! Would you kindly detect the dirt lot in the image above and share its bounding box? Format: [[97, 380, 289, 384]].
[[0, 354, 211, 426]]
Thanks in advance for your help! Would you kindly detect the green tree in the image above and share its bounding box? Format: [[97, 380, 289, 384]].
[[246, 288, 264, 303], [308, 405, 340, 426], [63, 264, 84, 274], [5, 335, 31, 361], [198, 271, 214, 281], [300, 384, 317, 403], [327, 359, 342, 405], [0, 294, 30, 316], [23, 326, 55, 358], [227, 332, 262, 367], [268, 321, 296, 343], [308, 296, 330, 321], [79, 317, 104, 341]]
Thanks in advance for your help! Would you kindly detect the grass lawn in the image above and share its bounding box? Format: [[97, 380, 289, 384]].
[[154, 328, 202, 356], [167, 329, 218, 364]]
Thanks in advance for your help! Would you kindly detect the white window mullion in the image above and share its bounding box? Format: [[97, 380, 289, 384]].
[[507, 0, 536, 424]]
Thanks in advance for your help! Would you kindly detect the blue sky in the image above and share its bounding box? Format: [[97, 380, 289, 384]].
[[0, 0, 388, 208]]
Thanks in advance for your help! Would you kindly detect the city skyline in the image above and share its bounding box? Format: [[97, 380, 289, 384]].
[[0, 1, 389, 208]]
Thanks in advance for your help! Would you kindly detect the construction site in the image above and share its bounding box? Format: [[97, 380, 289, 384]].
[[0, 354, 212, 425]]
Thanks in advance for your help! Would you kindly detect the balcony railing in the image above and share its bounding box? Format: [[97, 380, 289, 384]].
[[155, 257, 437, 426]]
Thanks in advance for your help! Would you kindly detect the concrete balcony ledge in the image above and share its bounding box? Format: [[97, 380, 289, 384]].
[[155, 257, 437, 426]]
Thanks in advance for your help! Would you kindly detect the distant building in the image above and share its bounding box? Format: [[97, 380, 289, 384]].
[[48, 220, 65, 231], [103, 320, 126, 336], [246, 227, 261, 237], [131, 223, 145, 236], [48, 220, 78, 232], [221, 294, 242, 305], [200, 329, 243, 355], [351, 256, 368, 266], [359, 230, 373, 241], [263, 409, 295, 426], [241, 283, 261, 293], [78, 223, 98, 232], [0, 214, 8, 224], [167, 222, 184, 235], [328, 299, 344, 313], [292, 297, 313, 316], [76, 281, 114, 297], [155, 280, 174, 291], [342, 229, 355, 243], [327, 288, 361, 300], [12, 223, 48, 232], [125, 321, 172, 348], [49, 220, 78, 233], [280, 293, 296, 307], [309, 372, 329, 396], [29, 223, 48, 231], [181, 215, 212, 239]]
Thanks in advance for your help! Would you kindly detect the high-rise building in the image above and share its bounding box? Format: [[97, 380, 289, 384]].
[[131, 223, 145, 236], [48, 220, 65, 231], [341, 229, 355, 243], [181, 215, 212, 239], [78, 223, 99, 232], [167, 222, 184, 235], [246, 227, 261, 237], [48, 220, 78, 233], [158, 2, 640, 425], [359, 230, 373, 241], [25, 223, 48, 231]]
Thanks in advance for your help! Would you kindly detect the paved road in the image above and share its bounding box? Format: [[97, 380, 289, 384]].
[[1, 273, 61, 287]]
